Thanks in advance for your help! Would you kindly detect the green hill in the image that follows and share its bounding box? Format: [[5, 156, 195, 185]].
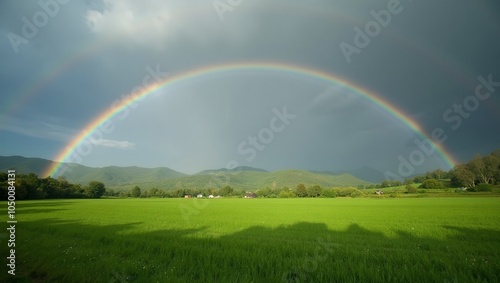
[[0, 156, 186, 186], [0, 156, 371, 191], [0, 155, 56, 176], [111, 169, 371, 191], [63, 166, 187, 186]]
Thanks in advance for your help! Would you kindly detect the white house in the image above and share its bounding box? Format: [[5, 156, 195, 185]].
[[208, 195, 214, 198], [197, 194, 203, 198]]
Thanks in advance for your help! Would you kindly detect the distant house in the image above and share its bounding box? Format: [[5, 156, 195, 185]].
[[244, 192, 257, 198], [184, 195, 192, 198], [208, 195, 214, 199], [215, 195, 222, 198], [375, 190, 384, 195], [197, 194, 203, 198]]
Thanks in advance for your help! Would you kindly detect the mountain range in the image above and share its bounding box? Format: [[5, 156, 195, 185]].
[[0, 155, 376, 191]]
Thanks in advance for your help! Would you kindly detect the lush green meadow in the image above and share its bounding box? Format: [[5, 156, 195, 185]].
[[2, 197, 500, 282]]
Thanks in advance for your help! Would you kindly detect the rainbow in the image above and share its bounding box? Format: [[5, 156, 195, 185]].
[[3, 4, 479, 125], [43, 61, 458, 177]]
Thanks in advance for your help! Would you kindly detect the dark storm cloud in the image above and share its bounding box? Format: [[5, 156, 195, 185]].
[[1, 0, 498, 175]]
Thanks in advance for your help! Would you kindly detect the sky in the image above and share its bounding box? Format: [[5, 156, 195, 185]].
[[0, 0, 499, 179]]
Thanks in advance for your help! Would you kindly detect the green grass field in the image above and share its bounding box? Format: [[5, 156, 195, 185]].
[[2, 197, 500, 282]]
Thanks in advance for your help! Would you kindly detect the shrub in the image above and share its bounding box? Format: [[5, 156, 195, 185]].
[[332, 187, 354, 197], [350, 189, 365, 198], [405, 185, 417, 194], [419, 179, 444, 189], [278, 190, 296, 198], [321, 189, 337, 198], [473, 183, 493, 192]]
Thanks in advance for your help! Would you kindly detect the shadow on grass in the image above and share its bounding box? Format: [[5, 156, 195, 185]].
[[16, 201, 78, 208], [5, 219, 500, 283], [7, 200, 78, 215]]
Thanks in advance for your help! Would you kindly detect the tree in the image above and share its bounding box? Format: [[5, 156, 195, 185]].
[[295, 184, 307, 197], [130, 186, 141, 198], [256, 187, 271, 198], [307, 185, 322, 197], [404, 178, 413, 185], [451, 164, 476, 188], [39, 177, 59, 198], [483, 153, 500, 184], [468, 155, 488, 184], [412, 175, 426, 183], [321, 189, 337, 198], [278, 187, 296, 198], [427, 169, 446, 180], [472, 183, 493, 192], [148, 187, 159, 197], [207, 187, 217, 196], [85, 181, 106, 198], [405, 184, 417, 194], [220, 185, 234, 196], [19, 173, 41, 199], [419, 179, 444, 189]]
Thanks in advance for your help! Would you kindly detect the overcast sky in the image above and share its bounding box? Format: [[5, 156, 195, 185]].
[[1, 0, 499, 178]]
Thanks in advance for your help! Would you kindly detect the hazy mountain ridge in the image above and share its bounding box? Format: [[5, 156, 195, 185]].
[[196, 166, 268, 175], [0, 156, 371, 191]]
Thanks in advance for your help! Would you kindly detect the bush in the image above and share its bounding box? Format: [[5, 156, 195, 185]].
[[350, 189, 365, 198], [472, 183, 493, 192], [405, 185, 417, 194], [332, 187, 359, 197], [278, 190, 296, 198], [321, 189, 337, 198], [331, 187, 364, 198], [419, 179, 444, 189]]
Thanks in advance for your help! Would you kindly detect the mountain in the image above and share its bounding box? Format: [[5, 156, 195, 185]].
[[314, 166, 386, 183], [196, 166, 268, 175], [0, 155, 56, 176], [63, 165, 186, 186], [341, 166, 386, 183], [0, 156, 185, 186], [0, 156, 371, 191], [106, 169, 371, 191]]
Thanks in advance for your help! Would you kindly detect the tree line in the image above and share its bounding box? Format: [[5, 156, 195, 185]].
[[366, 149, 499, 191], [119, 184, 368, 199], [0, 173, 106, 200], [449, 150, 499, 190], [3, 149, 497, 200]]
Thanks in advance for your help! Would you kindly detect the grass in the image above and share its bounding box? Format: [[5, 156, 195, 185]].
[[1, 197, 499, 282]]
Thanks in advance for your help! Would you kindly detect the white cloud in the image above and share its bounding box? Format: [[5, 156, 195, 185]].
[[0, 116, 75, 142], [90, 139, 136, 149], [0, 115, 135, 150], [86, 0, 172, 49], [307, 85, 360, 117], [84, 0, 256, 50]]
